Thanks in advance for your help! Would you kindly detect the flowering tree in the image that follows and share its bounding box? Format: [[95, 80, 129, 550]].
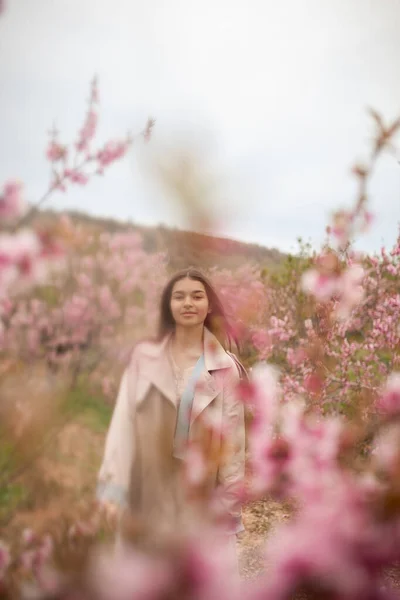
[[242, 233, 400, 414]]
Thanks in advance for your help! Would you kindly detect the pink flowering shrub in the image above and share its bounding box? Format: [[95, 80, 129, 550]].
[[0, 74, 155, 402], [205, 228, 399, 419], [0, 182, 64, 298], [0, 230, 167, 397]]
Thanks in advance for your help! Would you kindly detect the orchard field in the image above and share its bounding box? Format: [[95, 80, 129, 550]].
[[1, 55, 400, 599], [1, 201, 400, 592]]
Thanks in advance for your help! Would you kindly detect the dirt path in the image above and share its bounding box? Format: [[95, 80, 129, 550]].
[[238, 499, 290, 580]]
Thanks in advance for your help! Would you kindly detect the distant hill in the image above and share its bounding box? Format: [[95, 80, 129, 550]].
[[34, 209, 286, 271]]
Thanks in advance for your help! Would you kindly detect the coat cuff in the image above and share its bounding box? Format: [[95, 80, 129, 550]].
[[226, 513, 245, 535]]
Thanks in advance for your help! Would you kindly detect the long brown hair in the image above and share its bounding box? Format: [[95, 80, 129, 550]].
[[157, 268, 236, 350]]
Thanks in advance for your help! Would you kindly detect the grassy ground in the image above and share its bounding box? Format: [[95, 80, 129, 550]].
[[0, 386, 112, 530], [2, 389, 398, 587]]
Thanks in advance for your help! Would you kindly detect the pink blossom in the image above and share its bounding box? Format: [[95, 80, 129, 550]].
[[376, 373, 400, 416], [96, 140, 129, 168], [372, 424, 400, 474], [287, 347, 307, 367], [89, 76, 99, 104], [261, 485, 372, 599], [244, 363, 281, 425], [330, 209, 353, 246], [76, 109, 98, 152], [173, 534, 242, 598], [109, 232, 142, 251], [304, 318, 313, 330], [37, 230, 64, 260], [46, 141, 67, 162], [361, 210, 374, 231], [251, 328, 272, 359], [304, 372, 323, 394], [89, 548, 173, 600], [301, 268, 338, 301], [335, 264, 365, 320], [0, 180, 26, 222], [0, 540, 10, 579], [21, 528, 36, 546], [0, 229, 41, 292], [247, 389, 345, 500], [51, 179, 67, 193], [0, 228, 64, 294], [38, 534, 53, 562], [64, 168, 89, 185], [241, 364, 283, 494], [281, 406, 343, 472]]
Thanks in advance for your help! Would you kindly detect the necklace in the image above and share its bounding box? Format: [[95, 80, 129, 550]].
[[168, 342, 185, 402]]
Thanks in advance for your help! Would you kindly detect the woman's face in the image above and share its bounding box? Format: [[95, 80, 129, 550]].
[[170, 277, 210, 329]]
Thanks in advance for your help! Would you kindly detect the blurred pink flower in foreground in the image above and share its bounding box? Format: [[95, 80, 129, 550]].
[[89, 532, 240, 600], [301, 269, 338, 302], [301, 263, 365, 320], [89, 548, 172, 600], [376, 373, 400, 416], [0, 541, 11, 580], [0, 229, 65, 296], [258, 481, 386, 600], [0, 180, 26, 222]]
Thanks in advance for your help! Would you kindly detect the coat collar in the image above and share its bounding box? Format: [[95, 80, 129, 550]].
[[138, 327, 232, 422], [140, 327, 232, 372]]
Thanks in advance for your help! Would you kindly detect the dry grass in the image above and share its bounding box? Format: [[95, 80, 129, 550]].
[[3, 409, 399, 589], [2, 406, 292, 581]]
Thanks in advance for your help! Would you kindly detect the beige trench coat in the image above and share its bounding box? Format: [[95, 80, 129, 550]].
[[97, 327, 245, 536]]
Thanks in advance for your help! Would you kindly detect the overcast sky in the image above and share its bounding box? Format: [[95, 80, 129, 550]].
[[1, 0, 400, 254]]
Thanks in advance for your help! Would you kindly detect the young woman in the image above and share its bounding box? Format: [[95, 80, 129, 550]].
[[96, 268, 245, 546]]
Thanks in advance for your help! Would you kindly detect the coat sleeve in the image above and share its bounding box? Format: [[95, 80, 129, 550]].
[[217, 364, 245, 533], [96, 353, 137, 508]]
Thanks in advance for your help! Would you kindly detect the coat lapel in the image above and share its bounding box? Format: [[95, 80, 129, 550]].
[[138, 336, 177, 408], [189, 369, 221, 425], [137, 328, 232, 424], [189, 328, 232, 426]]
